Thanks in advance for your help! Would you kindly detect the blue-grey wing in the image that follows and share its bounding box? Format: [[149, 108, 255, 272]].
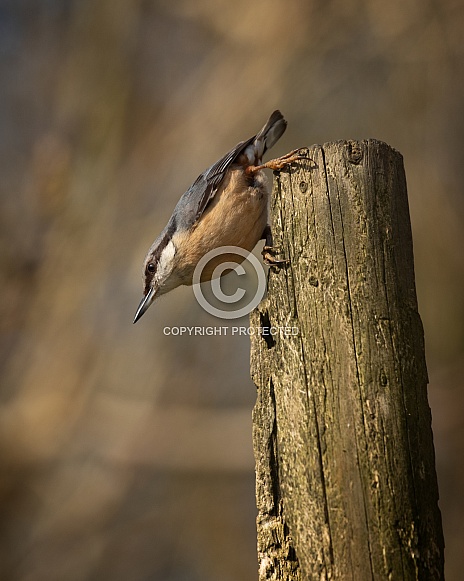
[[173, 136, 255, 231]]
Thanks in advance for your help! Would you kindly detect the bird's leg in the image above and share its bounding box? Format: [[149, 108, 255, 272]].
[[246, 148, 308, 174], [261, 225, 289, 268]]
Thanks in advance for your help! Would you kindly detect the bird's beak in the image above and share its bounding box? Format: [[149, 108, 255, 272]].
[[133, 286, 157, 324]]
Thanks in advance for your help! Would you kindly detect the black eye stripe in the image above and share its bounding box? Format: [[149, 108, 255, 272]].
[[146, 263, 156, 273]]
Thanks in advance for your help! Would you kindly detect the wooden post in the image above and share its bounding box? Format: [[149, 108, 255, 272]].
[[250, 140, 444, 580]]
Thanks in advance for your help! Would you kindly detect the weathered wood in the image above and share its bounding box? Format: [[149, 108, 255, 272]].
[[250, 141, 444, 580]]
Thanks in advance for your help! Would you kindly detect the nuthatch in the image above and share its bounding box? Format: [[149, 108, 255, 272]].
[[134, 110, 304, 323]]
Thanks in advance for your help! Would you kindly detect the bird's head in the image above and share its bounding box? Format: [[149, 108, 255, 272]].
[[133, 235, 181, 323]]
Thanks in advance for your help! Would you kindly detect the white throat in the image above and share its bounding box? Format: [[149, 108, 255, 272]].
[[156, 240, 176, 286]]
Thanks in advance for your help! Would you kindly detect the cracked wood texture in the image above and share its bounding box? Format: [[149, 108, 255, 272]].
[[250, 140, 444, 581]]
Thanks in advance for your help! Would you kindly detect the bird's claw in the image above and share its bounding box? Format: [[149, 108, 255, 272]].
[[246, 148, 310, 174], [262, 245, 290, 268], [268, 148, 309, 170]]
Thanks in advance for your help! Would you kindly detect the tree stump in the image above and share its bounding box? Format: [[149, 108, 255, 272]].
[[250, 140, 444, 580]]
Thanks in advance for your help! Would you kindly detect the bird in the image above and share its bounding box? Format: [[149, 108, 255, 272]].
[[133, 110, 304, 323]]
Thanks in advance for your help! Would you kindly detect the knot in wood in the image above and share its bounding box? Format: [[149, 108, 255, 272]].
[[345, 140, 363, 164]]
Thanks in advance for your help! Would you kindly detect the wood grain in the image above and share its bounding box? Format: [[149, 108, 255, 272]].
[[251, 141, 444, 580]]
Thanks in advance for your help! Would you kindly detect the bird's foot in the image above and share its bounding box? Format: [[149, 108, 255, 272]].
[[246, 148, 309, 173], [262, 245, 289, 268]]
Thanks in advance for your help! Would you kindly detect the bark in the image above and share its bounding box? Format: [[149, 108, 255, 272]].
[[250, 140, 444, 580]]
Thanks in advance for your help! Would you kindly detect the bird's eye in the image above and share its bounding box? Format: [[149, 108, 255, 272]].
[[146, 263, 156, 274]]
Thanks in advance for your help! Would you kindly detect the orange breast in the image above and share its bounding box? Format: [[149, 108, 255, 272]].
[[173, 167, 269, 284]]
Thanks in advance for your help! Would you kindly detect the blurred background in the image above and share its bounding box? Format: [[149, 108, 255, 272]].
[[0, 0, 463, 579]]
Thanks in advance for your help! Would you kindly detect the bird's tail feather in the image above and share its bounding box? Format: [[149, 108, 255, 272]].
[[253, 110, 287, 160]]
